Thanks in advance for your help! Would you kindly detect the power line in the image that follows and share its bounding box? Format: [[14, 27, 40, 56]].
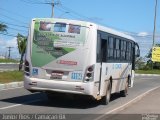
[[55, 6, 80, 19], [0, 21, 29, 28], [8, 27, 28, 33], [60, 5, 91, 20], [51, 0, 61, 17], [9, 0, 160, 40], [21, 0, 61, 17], [57, 5, 160, 38], [0, 13, 28, 25], [20, 0, 46, 4], [0, 7, 30, 19], [0, 33, 17, 37]]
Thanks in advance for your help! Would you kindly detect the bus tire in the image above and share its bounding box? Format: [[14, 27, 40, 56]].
[[120, 79, 129, 97], [101, 81, 111, 105]]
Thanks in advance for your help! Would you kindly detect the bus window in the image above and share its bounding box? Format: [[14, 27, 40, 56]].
[[39, 21, 51, 31], [102, 39, 107, 62], [120, 40, 126, 60], [97, 33, 101, 62], [68, 24, 81, 34], [114, 38, 120, 59], [54, 23, 66, 32], [108, 37, 114, 59]]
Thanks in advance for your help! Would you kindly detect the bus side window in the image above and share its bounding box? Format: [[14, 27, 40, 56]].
[[101, 39, 107, 62], [120, 40, 125, 60], [108, 37, 114, 60], [97, 32, 108, 62], [97, 33, 101, 62], [128, 42, 132, 61], [114, 38, 120, 60]]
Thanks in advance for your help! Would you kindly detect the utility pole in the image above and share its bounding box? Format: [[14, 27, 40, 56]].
[[6, 47, 13, 59], [51, 0, 54, 18], [152, 0, 158, 70], [50, 0, 61, 18], [153, 0, 158, 47]]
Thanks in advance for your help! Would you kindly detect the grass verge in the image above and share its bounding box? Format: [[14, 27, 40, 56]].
[[136, 70, 160, 74], [0, 70, 24, 84], [0, 59, 19, 63]]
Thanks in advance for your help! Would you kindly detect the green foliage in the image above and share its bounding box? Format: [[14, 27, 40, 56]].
[[135, 57, 146, 70], [17, 33, 27, 55], [153, 62, 160, 69], [146, 44, 160, 58], [136, 70, 160, 74], [0, 58, 18, 63], [0, 23, 7, 32], [0, 70, 24, 83], [17, 33, 27, 70], [144, 44, 160, 70]]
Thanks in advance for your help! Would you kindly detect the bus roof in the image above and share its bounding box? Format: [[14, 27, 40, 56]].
[[97, 25, 135, 41], [32, 18, 135, 41]]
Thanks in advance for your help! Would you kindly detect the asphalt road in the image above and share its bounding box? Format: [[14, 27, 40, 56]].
[[0, 76, 160, 120], [0, 63, 19, 71]]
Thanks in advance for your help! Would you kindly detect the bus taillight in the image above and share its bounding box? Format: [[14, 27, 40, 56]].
[[24, 60, 30, 76], [85, 65, 94, 82]]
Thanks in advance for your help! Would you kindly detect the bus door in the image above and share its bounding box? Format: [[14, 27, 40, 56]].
[[97, 32, 109, 96]]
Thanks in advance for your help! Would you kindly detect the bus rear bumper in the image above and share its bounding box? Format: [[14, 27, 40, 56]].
[[24, 76, 97, 98]]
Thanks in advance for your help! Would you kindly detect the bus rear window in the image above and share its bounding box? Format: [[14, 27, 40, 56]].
[[68, 24, 81, 34], [54, 23, 66, 32], [39, 21, 51, 31]]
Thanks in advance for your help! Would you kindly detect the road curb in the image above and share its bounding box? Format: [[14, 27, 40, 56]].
[[0, 82, 23, 91], [0, 63, 19, 64], [135, 74, 160, 77]]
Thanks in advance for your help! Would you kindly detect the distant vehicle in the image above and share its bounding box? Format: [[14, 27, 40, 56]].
[[24, 18, 140, 104]]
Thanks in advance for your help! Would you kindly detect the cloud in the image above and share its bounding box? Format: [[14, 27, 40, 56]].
[[137, 32, 149, 37], [7, 37, 17, 47], [0, 37, 20, 58]]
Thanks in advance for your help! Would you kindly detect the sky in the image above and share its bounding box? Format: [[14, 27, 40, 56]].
[[0, 0, 160, 59]]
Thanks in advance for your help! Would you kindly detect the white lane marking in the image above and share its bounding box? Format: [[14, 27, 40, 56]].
[[0, 99, 41, 110], [94, 85, 160, 120], [0, 87, 24, 91], [140, 78, 155, 80]]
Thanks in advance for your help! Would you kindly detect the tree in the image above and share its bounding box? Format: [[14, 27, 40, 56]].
[[146, 44, 160, 69], [17, 33, 27, 71], [0, 23, 7, 32], [135, 57, 146, 70]]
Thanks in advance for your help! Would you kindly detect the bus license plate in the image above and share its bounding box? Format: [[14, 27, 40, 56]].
[[50, 71, 63, 79]]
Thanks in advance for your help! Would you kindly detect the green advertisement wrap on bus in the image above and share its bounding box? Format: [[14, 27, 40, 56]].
[[31, 19, 87, 67]]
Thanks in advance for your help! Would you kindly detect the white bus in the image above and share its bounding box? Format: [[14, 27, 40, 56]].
[[24, 18, 140, 104]]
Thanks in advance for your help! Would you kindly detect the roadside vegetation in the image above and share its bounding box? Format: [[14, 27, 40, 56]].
[[135, 44, 160, 74], [0, 58, 19, 63], [136, 70, 160, 74], [135, 57, 160, 74], [0, 70, 24, 84]]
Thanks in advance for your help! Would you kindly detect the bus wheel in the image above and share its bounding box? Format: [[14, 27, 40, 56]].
[[121, 80, 129, 97], [101, 81, 111, 105]]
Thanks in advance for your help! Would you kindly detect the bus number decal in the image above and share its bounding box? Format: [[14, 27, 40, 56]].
[[71, 72, 83, 80], [112, 64, 122, 69]]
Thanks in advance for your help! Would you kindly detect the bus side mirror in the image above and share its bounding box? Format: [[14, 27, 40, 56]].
[[136, 49, 140, 57]]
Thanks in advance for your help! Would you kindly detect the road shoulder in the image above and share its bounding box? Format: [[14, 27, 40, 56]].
[[0, 82, 23, 91]]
